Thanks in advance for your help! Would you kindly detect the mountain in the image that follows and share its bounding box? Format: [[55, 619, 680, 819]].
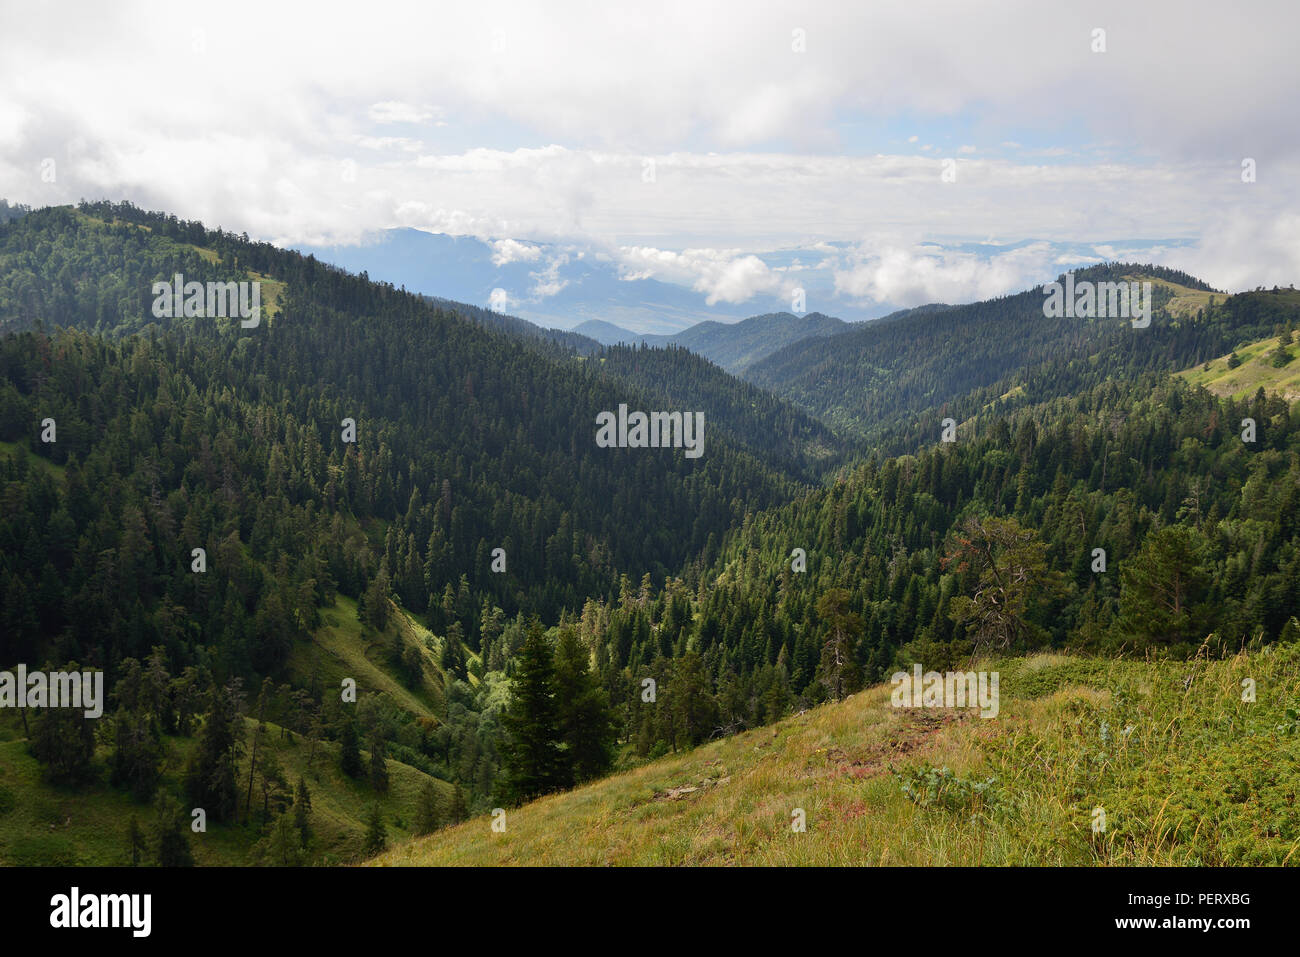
[[0, 202, 845, 846], [577, 310, 851, 374], [572, 318, 644, 346], [1176, 324, 1300, 401], [421, 295, 604, 355], [642, 310, 849, 373], [744, 264, 1240, 442], [3, 202, 1300, 868], [294, 227, 758, 335]]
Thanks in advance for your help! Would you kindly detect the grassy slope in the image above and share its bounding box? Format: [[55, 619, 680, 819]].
[[1127, 274, 1218, 318], [373, 645, 1300, 866], [0, 440, 66, 480], [0, 715, 449, 866], [0, 595, 452, 866], [287, 595, 444, 718], [1178, 335, 1300, 402]]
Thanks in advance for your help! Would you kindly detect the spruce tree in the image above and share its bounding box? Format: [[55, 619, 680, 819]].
[[339, 716, 363, 778], [554, 627, 616, 782], [184, 682, 242, 822], [293, 776, 313, 846], [363, 803, 387, 856], [368, 733, 389, 793], [500, 623, 569, 802], [152, 794, 195, 867], [414, 780, 442, 835], [448, 782, 469, 823]]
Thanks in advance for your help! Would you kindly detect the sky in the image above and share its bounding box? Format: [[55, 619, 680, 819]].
[[2, 0, 1298, 323]]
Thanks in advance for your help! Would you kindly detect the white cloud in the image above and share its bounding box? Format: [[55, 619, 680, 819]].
[[529, 252, 570, 298], [368, 101, 442, 125], [491, 238, 543, 266], [616, 246, 790, 304], [833, 241, 1060, 306], [0, 0, 1296, 294]]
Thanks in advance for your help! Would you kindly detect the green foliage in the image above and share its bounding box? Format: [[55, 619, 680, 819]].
[[152, 793, 195, 867], [414, 780, 442, 835], [362, 802, 387, 856], [184, 682, 243, 822], [500, 623, 570, 802], [338, 717, 363, 779], [895, 764, 1000, 814]]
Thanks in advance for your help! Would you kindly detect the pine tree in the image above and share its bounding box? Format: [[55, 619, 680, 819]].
[[553, 627, 616, 782], [814, 589, 863, 701], [126, 815, 146, 866], [152, 794, 195, 867], [414, 780, 442, 835], [448, 782, 469, 823], [184, 681, 242, 822], [500, 623, 569, 802], [339, 716, 363, 778], [362, 803, 387, 856], [28, 661, 98, 787], [293, 776, 313, 846], [368, 733, 389, 793]]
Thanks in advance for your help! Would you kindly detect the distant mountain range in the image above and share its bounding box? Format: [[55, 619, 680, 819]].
[[295, 227, 763, 335], [574, 311, 853, 373]]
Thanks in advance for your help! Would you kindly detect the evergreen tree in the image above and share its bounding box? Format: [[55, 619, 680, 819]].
[[339, 716, 363, 778], [414, 780, 442, 835], [293, 777, 313, 846], [814, 589, 863, 701], [448, 782, 469, 823], [152, 794, 195, 867], [553, 627, 616, 782], [126, 815, 146, 866], [368, 733, 389, 793], [362, 803, 387, 856], [500, 623, 569, 802], [184, 681, 242, 823]]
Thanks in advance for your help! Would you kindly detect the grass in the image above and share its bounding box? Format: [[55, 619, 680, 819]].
[[372, 643, 1300, 866], [1178, 335, 1300, 402], [1125, 275, 1218, 318], [287, 595, 443, 719], [0, 591, 453, 866], [0, 440, 67, 481], [0, 714, 449, 866]]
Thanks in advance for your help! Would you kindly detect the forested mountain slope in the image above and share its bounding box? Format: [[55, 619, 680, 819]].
[[745, 264, 1238, 442], [0, 202, 868, 847], [574, 311, 852, 374], [2, 201, 1298, 866]]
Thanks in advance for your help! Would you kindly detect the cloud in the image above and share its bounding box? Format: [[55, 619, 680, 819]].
[[833, 241, 1061, 306], [529, 252, 570, 298], [368, 101, 443, 125], [490, 238, 543, 265], [0, 0, 1295, 293], [616, 246, 791, 304]]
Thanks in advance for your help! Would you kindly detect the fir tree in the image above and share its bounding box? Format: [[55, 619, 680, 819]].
[[500, 623, 569, 802], [362, 803, 387, 856], [553, 627, 617, 782], [414, 780, 442, 835], [339, 716, 364, 778]]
